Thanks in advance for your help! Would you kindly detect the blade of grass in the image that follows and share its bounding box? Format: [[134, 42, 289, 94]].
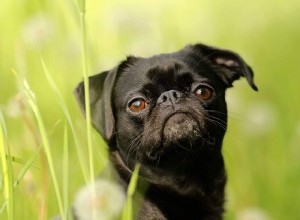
[[18, 88, 49, 219], [80, 6, 95, 183], [12, 70, 66, 219], [41, 58, 89, 183], [63, 122, 69, 220], [14, 146, 41, 188], [73, 0, 85, 13], [0, 110, 3, 193], [0, 202, 6, 214], [6, 155, 40, 170], [0, 109, 7, 137], [77, 4, 98, 219], [74, 1, 99, 219], [0, 110, 14, 220], [122, 163, 140, 220]]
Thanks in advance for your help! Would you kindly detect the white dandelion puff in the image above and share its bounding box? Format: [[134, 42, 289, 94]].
[[73, 179, 126, 220], [4, 93, 27, 118], [237, 207, 270, 220], [243, 102, 277, 136], [21, 13, 54, 49]]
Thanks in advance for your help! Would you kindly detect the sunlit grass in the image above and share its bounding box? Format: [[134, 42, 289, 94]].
[[78, 0, 95, 186], [13, 147, 41, 188], [122, 164, 140, 220], [13, 71, 65, 219], [8, 1, 137, 219], [42, 58, 89, 183], [0, 111, 14, 220], [62, 123, 69, 219]]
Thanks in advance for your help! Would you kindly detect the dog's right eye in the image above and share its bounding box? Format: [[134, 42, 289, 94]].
[[194, 85, 214, 101], [128, 98, 147, 112]]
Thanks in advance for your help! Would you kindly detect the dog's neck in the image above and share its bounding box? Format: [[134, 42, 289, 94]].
[[110, 148, 226, 195], [110, 149, 226, 219]]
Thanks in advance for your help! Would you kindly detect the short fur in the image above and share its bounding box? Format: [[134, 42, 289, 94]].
[[74, 43, 257, 220]]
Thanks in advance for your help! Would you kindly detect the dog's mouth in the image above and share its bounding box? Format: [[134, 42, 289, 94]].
[[162, 113, 202, 144], [146, 112, 205, 161]]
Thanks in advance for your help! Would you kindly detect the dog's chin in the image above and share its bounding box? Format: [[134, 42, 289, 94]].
[[146, 113, 204, 161], [163, 113, 202, 145]]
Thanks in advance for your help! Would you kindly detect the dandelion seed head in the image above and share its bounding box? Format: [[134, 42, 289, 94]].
[[237, 207, 270, 220], [73, 179, 126, 220], [5, 93, 26, 118], [243, 102, 277, 136], [22, 13, 54, 49]]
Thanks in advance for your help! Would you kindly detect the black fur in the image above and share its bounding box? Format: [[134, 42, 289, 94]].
[[74, 43, 257, 220]]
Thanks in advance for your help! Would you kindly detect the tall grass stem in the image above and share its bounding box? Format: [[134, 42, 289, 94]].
[[122, 164, 140, 220], [0, 110, 14, 220], [63, 123, 69, 220], [77, 1, 97, 219], [12, 70, 66, 219], [42, 58, 89, 183], [80, 11, 95, 184]]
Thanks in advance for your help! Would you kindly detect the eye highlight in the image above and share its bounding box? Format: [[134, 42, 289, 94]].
[[128, 98, 147, 112], [194, 85, 214, 101]]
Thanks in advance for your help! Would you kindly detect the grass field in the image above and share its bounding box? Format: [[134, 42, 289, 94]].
[[1, 0, 300, 219]]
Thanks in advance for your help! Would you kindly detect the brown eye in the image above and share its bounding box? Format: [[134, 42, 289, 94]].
[[194, 86, 214, 101], [129, 98, 147, 112]]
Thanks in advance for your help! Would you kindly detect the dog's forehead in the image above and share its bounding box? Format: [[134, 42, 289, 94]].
[[117, 56, 186, 90], [114, 52, 218, 101], [141, 56, 187, 79], [123, 54, 197, 83]]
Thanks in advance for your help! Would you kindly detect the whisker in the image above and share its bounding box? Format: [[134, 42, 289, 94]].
[[208, 115, 227, 126], [125, 130, 143, 165], [206, 109, 227, 116], [206, 117, 227, 131], [176, 140, 192, 152]]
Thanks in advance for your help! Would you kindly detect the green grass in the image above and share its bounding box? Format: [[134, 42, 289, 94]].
[[13, 71, 65, 218], [122, 164, 140, 220], [0, 111, 14, 220], [1, 0, 300, 219]]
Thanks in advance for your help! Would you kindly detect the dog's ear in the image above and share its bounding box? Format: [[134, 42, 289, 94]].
[[74, 68, 117, 142], [190, 44, 258, 91], [74, 56, 138, 143]]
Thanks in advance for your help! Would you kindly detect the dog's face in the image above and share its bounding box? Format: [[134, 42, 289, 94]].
[[113, 55, 229, 166], [75, 44, 257, 174]]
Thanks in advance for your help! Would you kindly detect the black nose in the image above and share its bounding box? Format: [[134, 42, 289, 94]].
[[157, 90, 183, 105]]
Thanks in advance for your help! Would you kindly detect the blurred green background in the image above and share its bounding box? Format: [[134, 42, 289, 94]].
[[1, 0, 300, 219]]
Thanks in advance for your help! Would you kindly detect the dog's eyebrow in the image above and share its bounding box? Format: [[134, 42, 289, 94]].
[[146, 67, 166, 82], [146, 62, 183, 82], [175, 72, 194, 85]]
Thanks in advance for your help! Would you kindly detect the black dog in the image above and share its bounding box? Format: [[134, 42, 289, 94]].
[[74, 43, 257, 220]]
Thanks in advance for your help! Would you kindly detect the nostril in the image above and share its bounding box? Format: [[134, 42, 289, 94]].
[[173, 91, 178, 99], [162, 95, 167, 102], [157, 90, 183, 105]]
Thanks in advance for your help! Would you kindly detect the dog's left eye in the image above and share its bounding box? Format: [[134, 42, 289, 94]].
[[194, 86, 214, 101], [128, 98, 147, 112]]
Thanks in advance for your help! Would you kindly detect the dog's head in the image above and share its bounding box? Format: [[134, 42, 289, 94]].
[[75, 44, 257, 172]]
